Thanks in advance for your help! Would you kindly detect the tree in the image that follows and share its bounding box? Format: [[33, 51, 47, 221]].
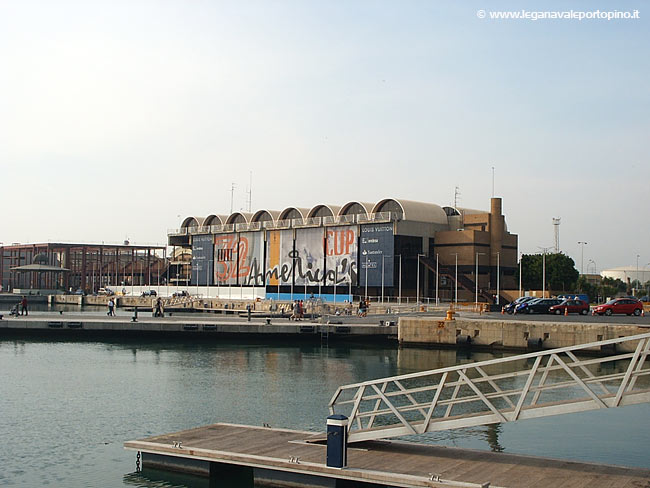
[[517, 252, 579, 292]]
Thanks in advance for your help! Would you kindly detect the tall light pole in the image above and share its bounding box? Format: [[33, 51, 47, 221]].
[[538, 246, 552, 297], [518, 252, 522, 298], [381, 254, 385, 303], [496, 251, 500, 305], [451, 253, 459, 305], [396, 254, 402, 304], [636, 254, 640, 290], [416, 253, 425, 304], [578, 241, 588, 275], [435, 253, 439, 306], [362, 250, 369, 300], [475, 252, 485, 304]]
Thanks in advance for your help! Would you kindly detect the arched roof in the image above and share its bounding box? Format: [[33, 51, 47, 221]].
[[251, 209, 281, 222], [181, 216, 203, 228], [372, 198, 448, 225], [204, 214, 226, 226], [279, 207, 310, 221], [442, 206, 461, 216], [225, 212, 252, 225], [307, 204, 341, 218], [338, 201, 373, 217]]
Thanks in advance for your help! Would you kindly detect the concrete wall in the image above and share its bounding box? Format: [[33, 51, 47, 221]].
[[399, 316, 647, 352]]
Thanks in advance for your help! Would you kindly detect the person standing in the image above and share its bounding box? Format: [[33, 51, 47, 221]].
[[20, 296, 28, 316], [107, 298, 115, 316], [155, 297, 164, 317]]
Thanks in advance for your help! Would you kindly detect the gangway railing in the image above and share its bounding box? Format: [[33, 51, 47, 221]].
[[329, 332, 650, 443]]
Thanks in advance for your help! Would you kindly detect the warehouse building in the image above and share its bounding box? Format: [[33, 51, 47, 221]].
[[168, 197, 518, 302]]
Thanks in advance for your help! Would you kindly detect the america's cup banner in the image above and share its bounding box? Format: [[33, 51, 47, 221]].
[[325, 226, 357, 286]]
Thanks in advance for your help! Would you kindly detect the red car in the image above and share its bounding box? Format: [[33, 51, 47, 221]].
[[593, 298, 643, 316], [549, 299, 590, 315]]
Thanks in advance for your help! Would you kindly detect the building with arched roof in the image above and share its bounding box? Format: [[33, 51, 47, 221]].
[[168, 197, 518, 302]]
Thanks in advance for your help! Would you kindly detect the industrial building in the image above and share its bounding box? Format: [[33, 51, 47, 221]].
[[0, 242, 166, 294], [168, 197, 518, 302]]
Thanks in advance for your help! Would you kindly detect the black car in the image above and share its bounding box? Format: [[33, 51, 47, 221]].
[[502, 296, 535, 314], [522, 298, 563, 314]]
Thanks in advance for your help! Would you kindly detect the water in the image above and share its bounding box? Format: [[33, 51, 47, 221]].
[[1, 337, 649, 487]]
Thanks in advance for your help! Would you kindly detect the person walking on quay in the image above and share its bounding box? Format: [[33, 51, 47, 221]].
[[107, 298, 115, 316], [154, 297, 164, 317], [20, 296, 28, 316]]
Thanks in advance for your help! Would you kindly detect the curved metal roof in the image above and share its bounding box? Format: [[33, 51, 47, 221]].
[[307, 204, 341, 218], [338, 201, 373, 217], [181, 216, 203, 228], [251, 209, 281, 222], [179, 198, 497, 230], [279, 207, 311, 221], [204, 215, 226, 226], [225, 212, 253, 224], [373, 198, 448, 225]]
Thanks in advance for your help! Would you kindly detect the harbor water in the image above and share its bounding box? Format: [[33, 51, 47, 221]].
[[1, 336, 649, 487]]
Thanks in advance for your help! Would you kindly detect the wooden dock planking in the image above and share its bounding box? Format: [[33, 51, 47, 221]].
[[125, 423, 650, 488]]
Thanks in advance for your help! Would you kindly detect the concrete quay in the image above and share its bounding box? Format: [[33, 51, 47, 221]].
[[400, 315, 650, 352], [0, 313, 397, 342]]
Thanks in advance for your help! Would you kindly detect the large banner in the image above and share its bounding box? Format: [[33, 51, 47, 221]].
[[294, 228, 325, 285], [325, 226, 357, 286], [239, 232, 265, 286], [214, 234, 239, 285], [359, 224, 394, 287], [266, 229, 294, 286], [191, 234, 214, 286]]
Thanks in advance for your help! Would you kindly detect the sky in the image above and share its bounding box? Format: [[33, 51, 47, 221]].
[[1, 0, 648, 272]]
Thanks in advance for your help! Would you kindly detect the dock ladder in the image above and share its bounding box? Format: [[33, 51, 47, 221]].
[[329, 332, 650, 443]]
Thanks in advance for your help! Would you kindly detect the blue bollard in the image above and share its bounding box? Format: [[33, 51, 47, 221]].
[[326, 414, 348, 468]]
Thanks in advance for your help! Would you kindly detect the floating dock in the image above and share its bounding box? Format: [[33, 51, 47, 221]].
[[124, 423, 650, 488]]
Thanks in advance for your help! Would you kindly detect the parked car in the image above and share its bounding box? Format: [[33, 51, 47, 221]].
[[173, 290, 190, 298], [502, 296, 535, 314], [557, 294, 590, 304], [97, 287, 114, 296], [517, 298, 563, 314], [593, 298, 643, 316], [549, 299, 590, 315], [141, 290, 157, 297]]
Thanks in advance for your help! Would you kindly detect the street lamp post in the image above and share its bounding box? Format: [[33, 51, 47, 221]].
[[636, 254, 640, 292], [538, 246, 552, 298], [475, 252, 485, 304], [396, 254, 402, 304], [578, 241, 588, 275], [518, 252, 522, 298], [435, 253, 439, 306], [451, 253, 459, 305], [381, 254, 385, 304], [416, 253, 425, 305], [362, 250, 369, 300], [496, 251, 500, 305]]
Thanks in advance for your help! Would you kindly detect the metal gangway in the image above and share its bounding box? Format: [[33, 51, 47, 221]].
[[329, 332, 650, 443]]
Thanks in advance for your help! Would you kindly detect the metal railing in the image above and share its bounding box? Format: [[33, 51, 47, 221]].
[[329, 332, 650, 443], [171, 211, 399, 236]]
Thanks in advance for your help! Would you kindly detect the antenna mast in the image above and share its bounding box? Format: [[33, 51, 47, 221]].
[[230, 183, 236, 214], [454, 186, 461, 208]]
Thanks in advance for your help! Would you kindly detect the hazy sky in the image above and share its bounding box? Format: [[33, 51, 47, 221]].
[[1, 1, 648, 272]]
